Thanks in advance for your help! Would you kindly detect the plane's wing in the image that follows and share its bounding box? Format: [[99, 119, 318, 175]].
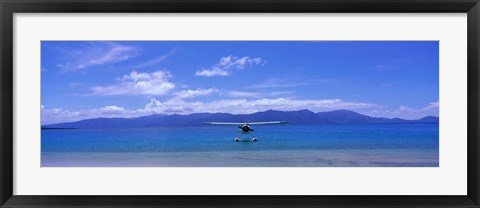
[[203, 122, 246, 125], [203, 121, 287, 125], [248, 121, 288, 125]]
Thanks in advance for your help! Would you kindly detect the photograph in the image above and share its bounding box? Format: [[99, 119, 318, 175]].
[[40, 41, 439, 167]]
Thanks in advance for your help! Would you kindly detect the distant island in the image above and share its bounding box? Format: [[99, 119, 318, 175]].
[[42, 109, 439, 129]]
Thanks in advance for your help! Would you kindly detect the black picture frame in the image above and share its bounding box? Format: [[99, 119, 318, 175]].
[[1, 0, 479, 207]]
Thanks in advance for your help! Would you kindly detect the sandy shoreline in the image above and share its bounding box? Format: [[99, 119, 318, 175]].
[[41, 149, 438, 167]]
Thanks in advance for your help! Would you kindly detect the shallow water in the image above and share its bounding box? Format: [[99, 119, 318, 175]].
[[41, 123, 439, 167]]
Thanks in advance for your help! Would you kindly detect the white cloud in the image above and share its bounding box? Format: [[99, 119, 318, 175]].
[[172, 88, 218, 99], [139, 98, 381, 115], [423, 101, 439, 110], [41, 105, 147, 125], [56, 42, 139, 72], [133, 48, 176, 69], [195, 68, 229, 77], [368, 101, 439, 120], [100, 105, 125, 111], [397, 105, 416, 112], [195, 55, 264, 77], [219, 56, 263, 69], [89, 70, 175, 96], [397, 102, 439, 114]]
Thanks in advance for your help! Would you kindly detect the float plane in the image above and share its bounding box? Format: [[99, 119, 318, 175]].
[[203, 121, 287, 142]]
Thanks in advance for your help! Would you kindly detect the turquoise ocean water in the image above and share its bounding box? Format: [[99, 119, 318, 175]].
[[41, 123, 439, 167]]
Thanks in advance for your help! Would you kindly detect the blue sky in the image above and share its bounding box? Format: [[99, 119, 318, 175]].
[[41, 41, 439, 124]]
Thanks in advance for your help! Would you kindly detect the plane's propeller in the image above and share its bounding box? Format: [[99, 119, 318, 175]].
[[239, 125, 254, 132]]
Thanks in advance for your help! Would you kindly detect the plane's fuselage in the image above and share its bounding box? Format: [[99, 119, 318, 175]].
[[239, 124, 252, 133]]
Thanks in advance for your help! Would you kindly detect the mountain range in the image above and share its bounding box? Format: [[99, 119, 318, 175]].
[[42, 109, 439, 129]]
